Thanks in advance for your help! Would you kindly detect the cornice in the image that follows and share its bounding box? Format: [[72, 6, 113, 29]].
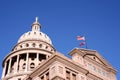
[[69, 48, 117, 74], [25, 52, 89, 79]]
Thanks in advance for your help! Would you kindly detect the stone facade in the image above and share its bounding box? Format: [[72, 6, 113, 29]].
[[1, 18, 117, 80]]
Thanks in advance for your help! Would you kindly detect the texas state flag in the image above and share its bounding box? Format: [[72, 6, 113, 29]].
[[79, 42, 86, 46]]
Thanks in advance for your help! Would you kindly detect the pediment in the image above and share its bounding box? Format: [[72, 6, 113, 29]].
[[83, 50, 115, 70], [69, 48, 114, 69], [86, 54, 106, 66]]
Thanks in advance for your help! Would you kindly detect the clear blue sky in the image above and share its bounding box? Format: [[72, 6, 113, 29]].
[[0, 0, 120, 79]]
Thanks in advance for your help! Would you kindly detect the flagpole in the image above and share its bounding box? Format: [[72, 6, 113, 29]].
[[77, 35, 88, 49], [85, 36, 88, 49]]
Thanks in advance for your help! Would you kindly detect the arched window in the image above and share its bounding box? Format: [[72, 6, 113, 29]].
[[40, 33, 42, 35], [46, 46, 48, 49], [20, 45, 22, 48], [30, 63, 35, 69], [22, 63, 26, 69]]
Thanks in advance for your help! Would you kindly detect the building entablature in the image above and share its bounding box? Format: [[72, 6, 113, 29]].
[[24, 52, 89, 80]]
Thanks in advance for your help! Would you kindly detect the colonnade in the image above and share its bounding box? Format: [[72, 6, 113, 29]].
[[2, 52, 49, 78]]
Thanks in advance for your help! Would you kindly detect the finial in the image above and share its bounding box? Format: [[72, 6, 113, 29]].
[[35, 17, 38, 22], [32, 17, 41, 31]]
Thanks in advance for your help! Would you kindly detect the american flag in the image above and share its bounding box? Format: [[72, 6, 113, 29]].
[[77, 36, 85, 41]]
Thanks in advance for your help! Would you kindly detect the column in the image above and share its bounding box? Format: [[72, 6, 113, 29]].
[[44, 74, 46, 80], [46, 55, 49, 59], [36, 53, 39, 66], [15, 54, 19, 73], [7, 58, 12, 74], [25, 53, 29, 72], [2, 62, 7, 78], [70, 71, 72, 80]]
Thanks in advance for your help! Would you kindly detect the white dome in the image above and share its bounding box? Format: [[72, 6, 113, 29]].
[[18, 17, 52, 45], [18, 31, 52, 44]]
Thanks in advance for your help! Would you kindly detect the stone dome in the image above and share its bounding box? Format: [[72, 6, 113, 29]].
[[1, 18, 56, 80], [17, 17, 52, 45], [18, 31, 52, 44]]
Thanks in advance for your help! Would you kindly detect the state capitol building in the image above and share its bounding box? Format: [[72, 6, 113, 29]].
[[1, 18, 117, 80]]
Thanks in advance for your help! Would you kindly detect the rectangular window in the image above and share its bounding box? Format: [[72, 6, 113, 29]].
[[93, 66, 97, 72], [81, 76, 85, 80], [59, 66, 63, 74], [83, 60, 87, 67], [102, 71, 105, 76], [88, 63, 92, 70], [46, 72, 49, 80], [97, 68, 101, 74], [41, 76, 44, 80], [72, 74, 76, 80], [66, 71, 70, 80], [18, 78, 21, 80]]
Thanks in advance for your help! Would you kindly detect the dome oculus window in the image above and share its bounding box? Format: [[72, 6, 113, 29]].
[[39, 44, 42, 48], [26, 43, 29, 47], [32, 43, 36, 47]]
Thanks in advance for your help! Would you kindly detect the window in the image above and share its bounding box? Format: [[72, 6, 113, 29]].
[[40, 33, 42, 35], [26, 43, 29, 47], [51, 66, 55, 75], [66, 71, 70, 80], [29, 53, 36, 61], [102, 71, 105, 76], [46, 46, 48, 49], [20, 45, 22, 48], [46, 72, 49, 80], [39, 44, 42, 48], [93, 56, 96, 60], [81, 76, 85, 80], [72, 74, 76, 80], [31, 57, 34, 60], [22, 63, 26, 69], [30, 63, 35, 69], [97, 68, 101, 74], [32, 43, 36, 47], [59, 66, 63, 74], [88, 63, 92, 70], [98, 78, 103, 80], [18, 78, 21, 80], [34, 32, 36, 34], [39, 54, 46, 61], [27, 77, 32, 80], [41, 76, 44, 80], [93, 66, 97, 72], [83, 60, 87, 67], [15, 48, 17, 50]]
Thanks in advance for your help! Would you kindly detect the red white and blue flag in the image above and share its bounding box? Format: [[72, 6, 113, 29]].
[[77, 36, 87, 47], [77, 36, 85, 41], [79, 42, 86, 46]]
